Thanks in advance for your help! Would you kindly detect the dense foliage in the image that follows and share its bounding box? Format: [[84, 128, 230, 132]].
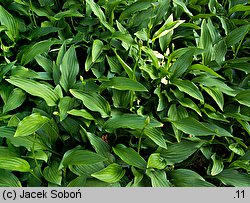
[[0, 0, 250, 187]]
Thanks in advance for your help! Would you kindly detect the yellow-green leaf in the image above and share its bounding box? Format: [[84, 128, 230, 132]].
[[91, 163, 125, 183], [14, 113, 50, 137]]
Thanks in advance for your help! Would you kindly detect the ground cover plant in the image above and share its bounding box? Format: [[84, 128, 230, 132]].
[[0, 0, 250, 187]]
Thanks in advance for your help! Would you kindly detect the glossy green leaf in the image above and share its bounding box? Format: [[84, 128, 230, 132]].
[[43, 161, 62, 185], [169, 50, 195, 79], [235, 89, 250, 108], [67, 109, 95, 120], [69, 162, 105, 177], [114, 50, 134, 79], [178, 98, 202, 116], [70, 89, 111, 118], [113, 144, 147, 169], [214, 169, 250, 186], [173, 0, 193, 16], [192, 76, 236, 96], [35, 54, 53, 73], [67, 176, 87, 187], [21, 39, 57, 65], [58, 96, 75, 121], [0, 170, 22, 187], [172, 79, 204, 102], [158, 140, 204, 165], [146, 169, 171, 187], [172, 117, 232, 137], [14, 113, 50, 137], [202, 86, 224, 111], [119, 0, 153, 20], [6, 77, 59, 106], [85, 131, 112, 160], [0, 5, 19, 41], [229, 5, 250, 15], [0, 126, 48, 151], [104, 114, 163, 132], [211, 153, 224, 176], [143, 128, 167, 149], [170, 169, 214, 187], [0, 147, 19, 158], [101, 77, 148, 92], [0, 157, 30, 172], [147, 153, 167, 169], [59, 46, 79, 92], [92, 39, 103, 62], [86, 0, 115, 32], [3, 88, 26, 113], [91, 163, 125, 183], [61, 149, 107, 168], [225, 24, 250, 47], [189, 64, 224, 79]]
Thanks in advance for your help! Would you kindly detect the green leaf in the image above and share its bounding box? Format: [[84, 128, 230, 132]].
[[3, 88, 26, 113], [0, 126, 48, 151], [86, 0, 115, 32], [152, 20, 185, 41], [158, 140, 204, 165], [35, 54, 53, 73], [43, 161, 62, 185], [214, 169, 250, 187], [147, 153, 167, 170], [229, 143, 245, 156], [192, 75, 236, 96], [141, 46, 160, 69], [172, 117, 232, 137], [119, 0, 153, 20], [189, 64, 224, 79], [58, 96, 75, 121], [178, 98, 202, 116], [170, 169, 214, 187], [211, 153, 224, 176], [59, 46, 79, 92], [14, 113, 50, 137], [202, 86, 224, 111], [229, 5, 250, 15], [0, 157, 30, 172], [146, 169, 171, 187], [172, 79, 204, 102], [92, 39, 103, 62], [235, 89, 250, 108], [85, 131, 112, 160], [113, 144, 147, 169], [6, 77, 59, 106], [70, 89, 111, 118], [60, 149, 107, 169], [21, 39, 57, 65], [103, 114, 163, 132], [67, 109, 95, 120], [0, 5, 19, 41], [225, 24, 250, 47], [0, 170, 22, 187], [0, 147, 19, 158], [114, 50, 134, 79], [91, 163, 125, 183], [67, 176, 87, 187], [169, 50, 195, 79], [173, 0, 193, 17], [101, 77, 148, 92], [143, 128, 167, 149]]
